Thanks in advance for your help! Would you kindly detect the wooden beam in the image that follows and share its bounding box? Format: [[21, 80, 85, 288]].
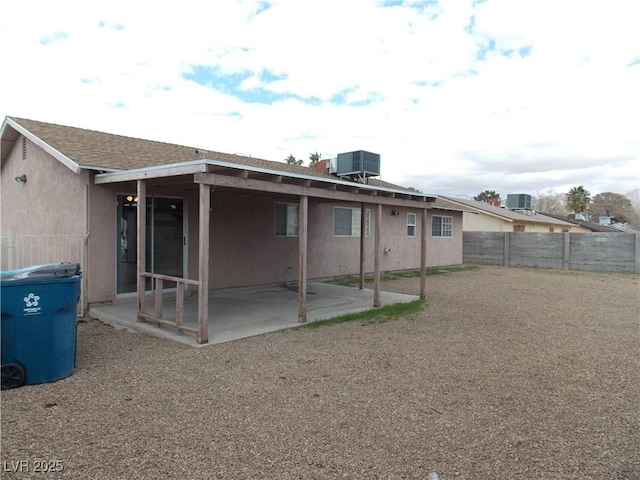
[[197, 183, 210, 344], [298, 195, 309, 322], [95, 163, 208, 184], [359, 202, 366, 290], [373, 204, 382, 307], [420, 208, 428, 300], [136, 180, 147, 320], [194, 172, 434, 208]]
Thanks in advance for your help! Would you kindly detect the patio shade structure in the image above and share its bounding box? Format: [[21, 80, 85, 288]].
[[95, 159, 436, 344]]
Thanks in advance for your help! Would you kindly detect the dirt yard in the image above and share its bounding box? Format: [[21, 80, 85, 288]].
[[2, 266, 639, 479]]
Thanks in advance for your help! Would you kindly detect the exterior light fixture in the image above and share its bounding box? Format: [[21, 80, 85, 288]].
[[14, 174, 27, 183]]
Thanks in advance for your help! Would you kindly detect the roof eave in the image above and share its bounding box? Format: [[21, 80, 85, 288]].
[[95, 158, 438, 201], [1, 117, 82, 174]]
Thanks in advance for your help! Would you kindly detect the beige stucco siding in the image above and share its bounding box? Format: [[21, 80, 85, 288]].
[[1, 137, 87, 236], [187, 198, 463, 289], [1, 136, 88, 270], [86, 181, 119, 303], [427, 211, 463, 266], [463, 211, 512, 231]]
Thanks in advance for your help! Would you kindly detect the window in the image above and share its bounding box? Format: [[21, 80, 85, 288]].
[[548, 227, 555, 233], [275, 203, 299, 236], [513, 224, 525, 232], [432, 216, 453, 237], [334, 207, 367, 237], [407, 213, 416, 237]]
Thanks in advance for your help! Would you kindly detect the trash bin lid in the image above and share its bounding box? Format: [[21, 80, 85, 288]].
[[0, 262, 81, 282]]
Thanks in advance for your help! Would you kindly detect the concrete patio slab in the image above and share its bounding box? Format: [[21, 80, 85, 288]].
[[89, 281, 419, 347]]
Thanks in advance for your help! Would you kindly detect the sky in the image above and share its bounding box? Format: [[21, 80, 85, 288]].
[[1, 0, 639, 199]]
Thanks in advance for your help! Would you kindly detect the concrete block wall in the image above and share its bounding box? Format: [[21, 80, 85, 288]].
[[463, 232, 640, 273]]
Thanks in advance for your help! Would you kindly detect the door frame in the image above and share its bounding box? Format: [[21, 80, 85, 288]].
[[115, 193, 188, 297]]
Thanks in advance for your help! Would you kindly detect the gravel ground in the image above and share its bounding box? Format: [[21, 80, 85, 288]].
[[2, 266, 639, 479]]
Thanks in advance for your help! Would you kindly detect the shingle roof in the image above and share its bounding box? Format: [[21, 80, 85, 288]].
[[5, 117, 413, 192], [439, 196, 576, 227], [542, 212, 621, 232]]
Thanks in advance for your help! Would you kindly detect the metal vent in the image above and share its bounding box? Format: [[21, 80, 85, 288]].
[[506, 194, 532, 210], [335, 150, 380, 178], [22, 136, 27, 161]]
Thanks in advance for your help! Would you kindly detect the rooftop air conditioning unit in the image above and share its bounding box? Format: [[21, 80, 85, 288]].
[[336, 150, 381, 178], [506, 194, 532, 210]]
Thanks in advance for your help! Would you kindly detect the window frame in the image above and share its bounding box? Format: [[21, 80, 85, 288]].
[[274, 202, 299, 237], [431, 215, 453, 238], [407, 213, 417, 237], [333, 206, 367, 237]]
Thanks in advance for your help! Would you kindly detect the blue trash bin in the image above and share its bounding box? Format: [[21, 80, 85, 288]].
[[1, 263, 82, 389]]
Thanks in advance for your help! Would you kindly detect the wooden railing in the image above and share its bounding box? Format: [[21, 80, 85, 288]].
[[137, 273, 200, 336]]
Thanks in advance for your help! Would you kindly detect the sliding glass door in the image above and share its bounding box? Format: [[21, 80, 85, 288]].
[[116, 195, 185, 294]]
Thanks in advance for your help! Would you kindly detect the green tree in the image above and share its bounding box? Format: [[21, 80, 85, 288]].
[[474, 190, 501, 203], [587, 192, 637, 224], [308, 152, 321, 167], [565, 185, 591, 213], [285, 154, 303, 166]]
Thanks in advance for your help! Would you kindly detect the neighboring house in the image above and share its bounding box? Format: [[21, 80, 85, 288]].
[[1, 117, 463, 343], [543, 213, 623, 233], [439, 196, 591, 233]]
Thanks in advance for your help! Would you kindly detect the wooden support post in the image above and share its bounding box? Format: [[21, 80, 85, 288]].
[[298, 195, 309, 322], [176, 282, 184, 334], [197, 183, 210, 344], [373, 204, 382, 307], [136, 180, 147, 321], [359, 202, 366, 290], [154, 278, 164, 323], [420, 208, 428, 300]]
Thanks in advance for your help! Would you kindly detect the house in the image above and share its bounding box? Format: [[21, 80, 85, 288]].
[[1, 117, 463, 344], [439, 196, 591, 233], [543, 213, 623, 233]]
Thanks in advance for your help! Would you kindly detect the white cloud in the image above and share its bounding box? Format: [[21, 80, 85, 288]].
[[1, 0, 638, 198]]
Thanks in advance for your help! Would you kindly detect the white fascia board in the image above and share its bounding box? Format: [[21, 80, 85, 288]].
[[96, 157, 438, 200], [3, 118, 81, 174]]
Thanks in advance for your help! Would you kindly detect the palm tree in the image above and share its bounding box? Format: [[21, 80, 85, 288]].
[[565, 185, 591, 213], [285, 154, 302, 166], [308, 152, 321, 167], [474, 190, 501, 203]]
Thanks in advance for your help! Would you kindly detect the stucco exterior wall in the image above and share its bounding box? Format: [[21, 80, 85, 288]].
[[86, 181, 119, 303], [427, 210, 463, 266], [1, 136, 88, 270], [188, 197, 463, 289], [1, 137, 87, 236], [463, 211, 511, 232]]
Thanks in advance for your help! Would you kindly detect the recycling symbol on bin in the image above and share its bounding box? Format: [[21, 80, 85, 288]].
[[24, 293, 40, 308]]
